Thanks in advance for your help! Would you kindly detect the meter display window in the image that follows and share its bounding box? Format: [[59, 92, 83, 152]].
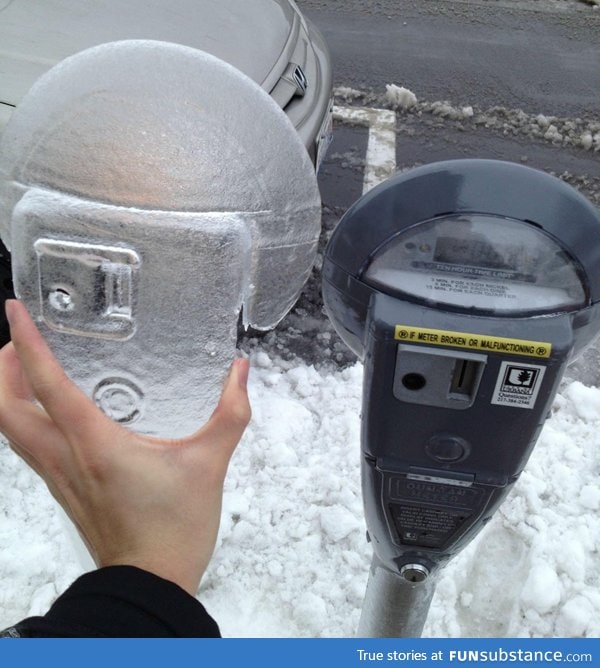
[[364, 214, 588, 315]]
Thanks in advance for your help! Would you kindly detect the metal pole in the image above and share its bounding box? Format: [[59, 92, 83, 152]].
[[357, 555, 438, 638]]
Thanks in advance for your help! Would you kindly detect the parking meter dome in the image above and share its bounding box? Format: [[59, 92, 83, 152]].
[[324, 160, 600, 360], [0, 40, 321, 437]]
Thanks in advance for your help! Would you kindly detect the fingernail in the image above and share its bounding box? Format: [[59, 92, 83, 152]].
[[236, 358, 249, 390], [4, 299, 18, 327]]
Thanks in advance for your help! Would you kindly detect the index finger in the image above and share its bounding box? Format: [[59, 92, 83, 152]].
[[0, 341, 35, 401], [5, 300, 105, 436]]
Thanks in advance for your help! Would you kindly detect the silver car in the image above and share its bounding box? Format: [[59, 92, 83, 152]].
[[0, 0, 333, 169]]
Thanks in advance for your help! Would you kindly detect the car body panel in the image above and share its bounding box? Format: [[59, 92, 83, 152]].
[[0, 0, 332, 165], [286, 19, 333, 163], [0, 0, 295, 104]]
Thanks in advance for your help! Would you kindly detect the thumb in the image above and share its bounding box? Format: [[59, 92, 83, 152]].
[[195, 358, 251, 458]]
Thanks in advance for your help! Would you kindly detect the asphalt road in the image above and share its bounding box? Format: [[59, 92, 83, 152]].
[[304, 0, 600, 201], [300, 0, 600, 116]]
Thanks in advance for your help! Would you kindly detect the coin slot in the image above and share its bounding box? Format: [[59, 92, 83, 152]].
[[394, 345, 486, 409], [449, 359, 481, 400]]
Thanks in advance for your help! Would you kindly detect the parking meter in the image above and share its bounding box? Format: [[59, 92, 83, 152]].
[[0, 40, 321, 438], [323, 159, 600, 636]]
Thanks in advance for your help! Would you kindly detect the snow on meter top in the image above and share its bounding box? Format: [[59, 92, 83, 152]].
[[323, 159, 600, 571]]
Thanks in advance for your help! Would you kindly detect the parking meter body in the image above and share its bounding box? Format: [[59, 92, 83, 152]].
[[323, 160, 600, 575], [0, 40, 321, 438]]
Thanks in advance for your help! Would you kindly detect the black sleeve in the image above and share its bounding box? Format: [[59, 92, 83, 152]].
[[1, 566, 221, 638]]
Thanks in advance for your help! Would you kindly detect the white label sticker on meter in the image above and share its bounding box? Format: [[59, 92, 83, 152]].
[[491, 361, 546, 409], [426, 276, 519, 302], [379, 270, 573, 312]]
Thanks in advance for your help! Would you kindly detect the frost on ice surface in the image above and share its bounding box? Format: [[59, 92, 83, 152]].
[[1, 355, 599, 637]]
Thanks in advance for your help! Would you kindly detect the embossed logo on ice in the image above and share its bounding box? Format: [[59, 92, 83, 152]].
[[491, 361, 546, 409]]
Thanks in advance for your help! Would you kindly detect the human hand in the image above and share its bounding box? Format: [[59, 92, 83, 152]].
[[0, 299, 251, 595]]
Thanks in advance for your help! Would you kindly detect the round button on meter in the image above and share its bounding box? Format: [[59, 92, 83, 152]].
[[426, 434, 470, 463]]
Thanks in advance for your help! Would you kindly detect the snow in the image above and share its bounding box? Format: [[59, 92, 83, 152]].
[[521, 564, 562, 615], [385, 84, 417, 110], [581, 132, 594, 150], [556, 596, 594, 636], [334, 84, 600, 157], [1, 350, 599, 637]]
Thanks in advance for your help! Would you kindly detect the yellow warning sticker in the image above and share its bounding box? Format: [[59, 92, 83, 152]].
[[394, 325, 552, 359]]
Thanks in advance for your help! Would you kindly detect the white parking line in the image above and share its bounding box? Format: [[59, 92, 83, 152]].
[[333, 105, 397, 194]]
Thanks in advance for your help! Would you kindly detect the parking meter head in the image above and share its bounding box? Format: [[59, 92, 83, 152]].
[[323, 160, 600, 572], [0, 40, 321, 437]]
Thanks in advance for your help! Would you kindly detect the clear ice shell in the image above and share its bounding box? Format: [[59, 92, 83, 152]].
[[0, 40, 321, 437]]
